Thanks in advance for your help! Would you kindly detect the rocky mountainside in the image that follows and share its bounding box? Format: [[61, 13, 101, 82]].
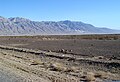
[[0, 16, 119, 35]]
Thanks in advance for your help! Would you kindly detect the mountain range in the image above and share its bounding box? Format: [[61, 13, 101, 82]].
[[0, 16, 119, 35]]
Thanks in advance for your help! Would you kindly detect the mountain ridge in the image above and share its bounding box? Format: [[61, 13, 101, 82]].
[[0, 16, 119, 35]]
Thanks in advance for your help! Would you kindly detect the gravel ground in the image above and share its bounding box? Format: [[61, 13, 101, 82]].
[[0, 63, 25, 82], [0, 35, 119, 82], [0, 36, 119, 58]]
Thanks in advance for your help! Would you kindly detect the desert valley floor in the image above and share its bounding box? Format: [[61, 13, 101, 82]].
[[0, 35, 119, 82]]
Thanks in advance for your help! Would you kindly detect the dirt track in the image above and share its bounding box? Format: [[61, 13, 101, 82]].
[[0, 45, 119, 82]]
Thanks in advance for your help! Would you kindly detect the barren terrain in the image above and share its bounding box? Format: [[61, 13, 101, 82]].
[[0, 34, 119, 82]]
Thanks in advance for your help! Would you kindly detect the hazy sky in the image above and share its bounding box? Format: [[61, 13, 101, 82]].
[[0, 0, 120, 30]]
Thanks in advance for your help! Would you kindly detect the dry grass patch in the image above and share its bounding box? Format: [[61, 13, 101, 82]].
[[80, 72, 96, 82], [94, 71, 109, 79], [47, 63, 71, 72], [70, 66, 80, 73], [85, 72, 96, 82], [29, 59, 44, 65], [81, 71, 109, 81]]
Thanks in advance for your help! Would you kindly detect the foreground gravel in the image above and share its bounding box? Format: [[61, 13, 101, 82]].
[[0, 63, 25, 82]]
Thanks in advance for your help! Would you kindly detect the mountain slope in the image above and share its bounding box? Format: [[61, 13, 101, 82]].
[[0, 16, 119, 35]]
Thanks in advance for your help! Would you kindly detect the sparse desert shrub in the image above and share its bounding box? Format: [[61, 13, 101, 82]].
[[48, 63, 69, 72], [85, 75, 95, 82], [90, 44, 94, 46], [113, 37, 118, 40], [98, 56, 104, 59], [81, 72, 96, 82], [59, 49, 65, 53], [98, 37, 104, 40], [94, 71, 108, 79], [94, 56, 104, 59], [85, 72, 95, 81], [70, 66, 80, 73], [47, 50, 52, 52], [59, 49, 72, 54], [29, 59, 44, 65]]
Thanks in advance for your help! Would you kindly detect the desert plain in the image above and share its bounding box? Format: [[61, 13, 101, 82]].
[[0, 34, 119, 82]]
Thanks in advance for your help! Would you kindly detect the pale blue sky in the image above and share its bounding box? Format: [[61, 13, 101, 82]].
[[0, 0, 120, 29]]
